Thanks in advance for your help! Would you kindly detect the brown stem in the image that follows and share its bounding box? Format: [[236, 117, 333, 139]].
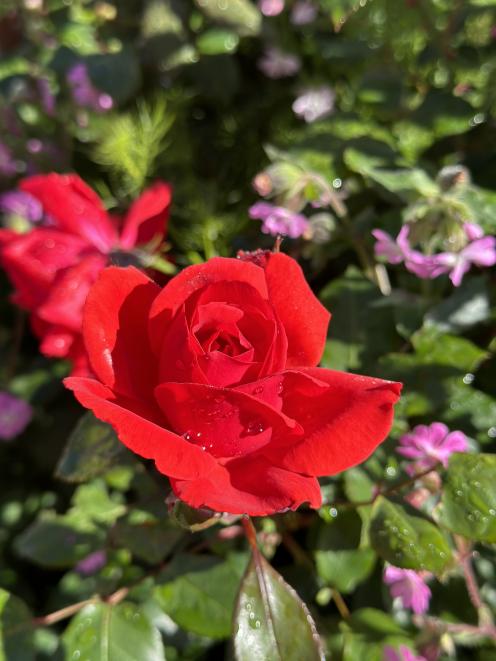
[[455, 537, 484, 613], [242, 515, 259, 553], [33, 598, 97, 627], [331, 590, 350, 620], [332, 464, 440, 509]]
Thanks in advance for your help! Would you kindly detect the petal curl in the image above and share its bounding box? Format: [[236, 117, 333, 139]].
[[270, 367, 402, 476], [120, 180, 172, 249], [148, 258, 269, 354], [82, 266, 160, 399], [170, 456, 321, 516], [64, 377, 217, 480], [263, 252, 330, 367]]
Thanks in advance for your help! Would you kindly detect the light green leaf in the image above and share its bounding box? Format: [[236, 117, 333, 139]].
[[194, 0, 261, 36], [63, 601, 165, 661], [437, 453, 496, 543], [233, 552, 324, 661], [315, 548, 376, 593]]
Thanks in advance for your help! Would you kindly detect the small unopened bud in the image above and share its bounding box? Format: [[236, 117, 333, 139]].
[[252, 172, 273, 197], [437, 165, 471, 191]]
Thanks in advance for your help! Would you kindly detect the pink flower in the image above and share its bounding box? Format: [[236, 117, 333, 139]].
[[372, 227, 408, 264], [249, 202, 309, 238], [0, 392, 32, 441], [292, 86, 335, 123], [258, 0, 285, 16], [291, 0, 318, 25], [434, 234, 496, 287], [258, 48, 301, 79], [384, 645, 427, 661], [397, 422, 467, 473], [384, 566, 431, 614]]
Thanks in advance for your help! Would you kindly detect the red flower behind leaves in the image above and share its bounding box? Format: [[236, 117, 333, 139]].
[[65, 252, 401, 515], [0, 174, 171, 375]]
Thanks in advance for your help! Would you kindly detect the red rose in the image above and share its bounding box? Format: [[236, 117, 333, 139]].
[[0, 173, 171, 375], [65, 253, 401, 515]]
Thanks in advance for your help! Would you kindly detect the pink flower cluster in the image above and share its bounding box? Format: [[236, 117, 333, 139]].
[[249, 201, 309, 238], [397, 422, 468, 475], [372, 223, 496, 286]]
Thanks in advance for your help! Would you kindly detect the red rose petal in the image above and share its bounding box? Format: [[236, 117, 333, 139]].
[[170, 456, 322, 516], [21, 174, 118, 253], [148, 258, 269, 354], [0, 229, 88, 308], [264, 252, 330, 367], [154, 382, 302, 460], [272, 367, 402, 476], [65, 377, 218, 480], [120, 180, 172, 249], [82, 266, 160, 400]]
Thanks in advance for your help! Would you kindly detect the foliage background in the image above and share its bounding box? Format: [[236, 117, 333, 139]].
[[0, 0, 496, 659]]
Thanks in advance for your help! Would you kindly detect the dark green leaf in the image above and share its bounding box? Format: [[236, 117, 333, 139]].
[[56, 412, 126, 483], [437, 453, 496, 542], [233, 552, 324, 661], [155, 553, 248, 639], [424, 277, 491, 333], [0, 589, 35, 661], [62, 601, 165, 661], [14, 513, 103, 569], [112, 517, 183, 565], [370, 497, 453, 574]]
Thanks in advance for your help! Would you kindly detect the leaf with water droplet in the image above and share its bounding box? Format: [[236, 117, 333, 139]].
[[437, 453, 496, 543], [63, 601, 165, 661], [233, 551, 325, 660], [370, 497, 453, 575]]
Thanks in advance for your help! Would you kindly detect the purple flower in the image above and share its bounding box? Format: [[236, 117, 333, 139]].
[[434, 234, 496, 287], [397, 422, 467, 474], [384, 566, 431, 615], [0, 191, 43, 223], [75, 550, 107, 576], [0, 144, 17, 177], [0, 392, 32, 441], [292, 86, 335, 123], [67, 63, 113, 113], [258, 0, 285, 16], [249, 202, 309, 238], [37, 78, 56, 116], [291, 0, 318, 25], [384, 645, 427, 661], [258, 48, 301, 79]]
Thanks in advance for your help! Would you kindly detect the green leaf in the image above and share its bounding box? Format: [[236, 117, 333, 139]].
[[315, 548, 376, 593], [411, 328, 488, 372], [14, 513, 103, 569], [63, 601, 165, 661], [369, 497, 453, 574], [86, 49, 142, 104], [155, 553, 248, 639], [197, 29, 239, 54], [194, 0, 261, 36], [112, 515, 183, 565], [0, 589, 35, 661], [233, 552, 324, 661], [71, 481, 126, 525], [424, 276, 491, 334], [437, 453, 496, 543], [56, 412, 126, 483], [320, 266, 400, 371]]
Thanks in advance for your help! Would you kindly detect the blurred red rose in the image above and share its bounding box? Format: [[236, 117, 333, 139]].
[[0, 173, 171, 375], [65, 253, 401, 515]]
